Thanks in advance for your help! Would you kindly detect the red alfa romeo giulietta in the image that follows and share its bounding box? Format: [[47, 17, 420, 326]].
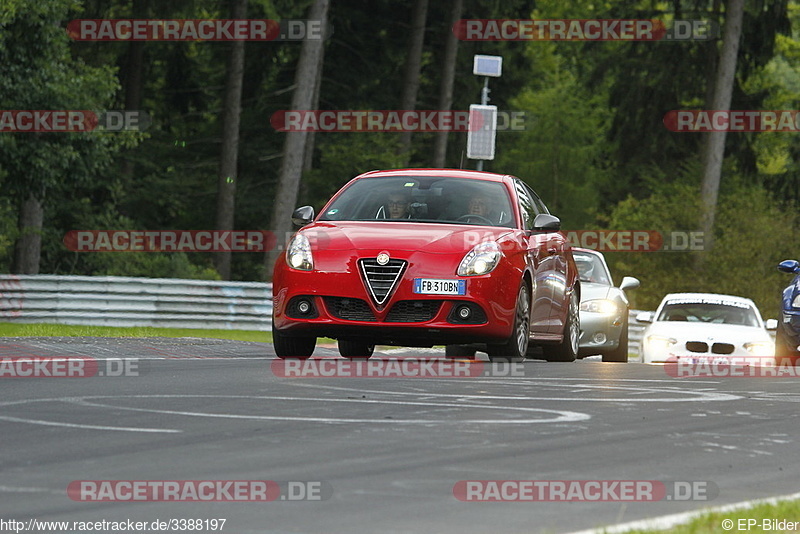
[[271, 169, 580, 361]]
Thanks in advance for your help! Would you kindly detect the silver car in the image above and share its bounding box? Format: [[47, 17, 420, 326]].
[[574, 248, 640, 362]]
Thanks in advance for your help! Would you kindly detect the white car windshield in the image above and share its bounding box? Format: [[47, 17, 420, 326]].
[[319, 176, 516, 227], [656, 302, 760, 327]]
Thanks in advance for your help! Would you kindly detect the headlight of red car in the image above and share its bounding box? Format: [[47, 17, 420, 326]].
[[457, 241, 501, 276], [286, 234, 314, 271]]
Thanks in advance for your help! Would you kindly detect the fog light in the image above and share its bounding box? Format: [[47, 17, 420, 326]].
[[592, 333, 606, 344], [297, 299, 312, 315], [457, 305, 472, 319]]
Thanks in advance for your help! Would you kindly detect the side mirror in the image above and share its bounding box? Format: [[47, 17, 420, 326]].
[[532, 213, 561, 232], [291, 206, 315, 227], [619, 276, 640, 292], [636, 311, 653, 323], [765, 319, 778, 330], [778, 260, 800, 274]]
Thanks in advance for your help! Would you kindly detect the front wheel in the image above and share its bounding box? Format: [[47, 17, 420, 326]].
[[273, 326, 316, 359], [602, 316, 629, 363], [486, 283, 531, 362], [338, 339, 375, 359], [776, 326, 800, 366], [541, 292, 579, 362]]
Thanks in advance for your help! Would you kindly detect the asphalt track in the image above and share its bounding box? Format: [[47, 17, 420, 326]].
[[2, 337, 800, 534]]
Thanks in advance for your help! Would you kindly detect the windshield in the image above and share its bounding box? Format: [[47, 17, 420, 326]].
[[573, 252, 611, 285], [319, 176, 516, 227], [656, 299, 760, 327]]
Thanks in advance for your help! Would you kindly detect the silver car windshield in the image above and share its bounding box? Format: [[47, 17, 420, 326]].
[[573, 253, 611, 285], [319, 176, 516, 228]]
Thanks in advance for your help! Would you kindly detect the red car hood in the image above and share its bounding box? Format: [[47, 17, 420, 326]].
[[302, 221, 514, 253]]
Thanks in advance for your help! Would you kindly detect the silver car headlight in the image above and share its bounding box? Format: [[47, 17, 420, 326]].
[[744, 341, 775, 356], [580, 299, 620, 314], [793, 294, 800, 308], [286, 234, 314, 271], [646, 335, 677, 350], [457, 241, 501, 276]]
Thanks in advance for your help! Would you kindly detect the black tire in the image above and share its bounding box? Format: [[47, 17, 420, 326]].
[[338, 339, 375, 359], [486, 283, 531, 362], [541, 291, 579, 362], [445, 345, 477, 358], [602, 315, 629, 363], [273, 326, 315, 359], [775, 326, 800, 366]]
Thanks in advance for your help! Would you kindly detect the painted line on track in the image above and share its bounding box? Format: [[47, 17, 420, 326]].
[[289, 382, 742, 403], [569, 490, 800, 534], [62, 394, 591, 425]]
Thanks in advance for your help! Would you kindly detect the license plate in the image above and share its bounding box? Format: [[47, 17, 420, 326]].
[[682, 356, 732, 365], [413, 278, 466, 295]]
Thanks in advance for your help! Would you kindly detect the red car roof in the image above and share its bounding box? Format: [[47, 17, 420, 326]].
[[355, 168, 511, 183]]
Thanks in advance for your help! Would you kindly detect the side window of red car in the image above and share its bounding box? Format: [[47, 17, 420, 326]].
[[524, 184, 550, 215], [515, 181, 539, 230]]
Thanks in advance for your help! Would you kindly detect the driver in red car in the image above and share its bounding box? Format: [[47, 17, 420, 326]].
[[467, 193, 491, 217], [386, 191, 411, 219]]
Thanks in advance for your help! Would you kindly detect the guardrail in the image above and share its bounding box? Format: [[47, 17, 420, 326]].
[[0, 275, 650, 344], [628, 309, 648, 357], [0, 275, 272, 331]]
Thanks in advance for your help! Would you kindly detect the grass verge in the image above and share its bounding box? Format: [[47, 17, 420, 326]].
[[601, 497, 800, 533], [0, 322, 271, 343]]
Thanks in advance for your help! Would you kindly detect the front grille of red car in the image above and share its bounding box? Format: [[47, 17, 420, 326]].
[[386, 300, 442, 323], [323, 297, 377, 322], [358, 258, 407, 306]]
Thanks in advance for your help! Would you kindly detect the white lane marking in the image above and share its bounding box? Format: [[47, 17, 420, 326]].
[[0, 485, 63, 495], [63, 395, 591, 425], [695, 440, 772, 455], [289, 382, 742, 403], [0, 486, 64, 495], [0, 354, 726, 383], [0, 415, 181, 433], [0, 398, 181, 433], [568, 490, 800, 534]]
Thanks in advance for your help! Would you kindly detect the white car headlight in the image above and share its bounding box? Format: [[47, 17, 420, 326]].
[[286, 234, 314, 271], [793, 294, 800, 308], [580, 299, 620, 314], [744, 341, 775, 357], [457, 241, 501, 276], [646, 335, 677, 351]]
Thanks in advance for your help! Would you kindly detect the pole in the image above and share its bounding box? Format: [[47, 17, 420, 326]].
[[476, 77, 489, 171]]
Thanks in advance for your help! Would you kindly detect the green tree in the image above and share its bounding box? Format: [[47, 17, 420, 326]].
[[0, 0, 135, 273], [604, 173, 796, 315], [495, 53, 610, 229]]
